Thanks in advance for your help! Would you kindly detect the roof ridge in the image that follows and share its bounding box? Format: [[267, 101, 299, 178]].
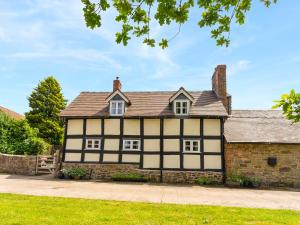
[[232, 109, 281, 111], [80, 90, 213, 94], [0, 106, 24, 120]]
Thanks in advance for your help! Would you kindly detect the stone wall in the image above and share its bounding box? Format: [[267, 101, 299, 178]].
[[225, 143, 300, 188], [0, 153, 37, 175], [62, 163, 223, 184], [162, 170, 223, 184]]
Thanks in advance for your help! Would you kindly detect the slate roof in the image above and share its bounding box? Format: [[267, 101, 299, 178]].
[[225, 110, 300, 144], [60, 91, 228, 118], [0, 106, 24, 120]]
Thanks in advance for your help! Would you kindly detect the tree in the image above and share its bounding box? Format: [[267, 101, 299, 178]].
[[82, 0, 277, 49], [273, 89, 300, 123], [26, 76, 67, 145], [0, 111, 49, 155]]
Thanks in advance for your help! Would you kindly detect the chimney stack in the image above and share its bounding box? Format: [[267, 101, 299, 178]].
[[212, 65, 231, 114], [113, 76, 121, 91]]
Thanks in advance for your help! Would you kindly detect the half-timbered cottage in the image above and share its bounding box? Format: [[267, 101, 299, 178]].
[[60, 65, 300, 187]]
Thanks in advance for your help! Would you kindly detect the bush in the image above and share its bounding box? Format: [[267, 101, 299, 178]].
[[112, 173, 147, 182], [196, 177, 219, 185], [0, 112, 49, 155], [65, 167, 87, 179]]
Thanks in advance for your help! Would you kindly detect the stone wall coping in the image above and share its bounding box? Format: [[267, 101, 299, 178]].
[[0, 153, 37, 159]]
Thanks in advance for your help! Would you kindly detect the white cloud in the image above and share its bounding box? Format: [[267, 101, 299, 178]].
[[228, 60, 251, 76], [0, 0, 195, 84], [0, 48, 123, 70]]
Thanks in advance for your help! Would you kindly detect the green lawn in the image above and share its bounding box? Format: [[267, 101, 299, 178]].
[[0, 193, 299, 225]]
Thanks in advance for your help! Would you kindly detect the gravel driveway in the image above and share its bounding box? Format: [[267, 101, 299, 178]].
[[0, 174, 299, 210]]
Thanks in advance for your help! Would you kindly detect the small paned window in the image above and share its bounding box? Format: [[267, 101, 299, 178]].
[[184, 140, 200, 153], [123, 139, 140, 151], [85, 139, 101, 150], [110, 100, 124, 115], [174, 100, 189, 115]]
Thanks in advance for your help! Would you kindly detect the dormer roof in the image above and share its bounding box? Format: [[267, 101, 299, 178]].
[[105, 89, 130, 104], [169, 87, 195, 103]]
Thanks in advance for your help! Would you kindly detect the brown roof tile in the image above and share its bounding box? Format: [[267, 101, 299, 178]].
[[0, 106, 24, 120], [225, 110, 300, 144], [60, 91, 228, 118]]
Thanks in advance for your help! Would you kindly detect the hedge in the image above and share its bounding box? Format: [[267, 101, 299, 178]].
[[0, 111, 49, 155]]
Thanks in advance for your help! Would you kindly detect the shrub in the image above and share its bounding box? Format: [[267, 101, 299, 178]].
[[228, 174, 260, 188], [0, 112, 49, 155], [66, 167, 87, 179], [196, 177, 219, 185], [112, 173, 147, 182]]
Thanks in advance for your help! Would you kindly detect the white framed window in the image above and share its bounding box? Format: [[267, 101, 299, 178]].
[[123, 139, 140, 151], [85, 139, 101, 150], [183, 140, 200, 153], [110, 100, 124, 116], [174, 100, 189, 115]]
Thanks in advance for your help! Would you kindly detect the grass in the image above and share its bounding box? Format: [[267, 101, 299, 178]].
[[0, 193, 299, 225]]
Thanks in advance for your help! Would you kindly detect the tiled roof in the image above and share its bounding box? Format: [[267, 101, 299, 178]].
[[60, 91, 228, 118], [0, 106, 24, 120], [225, 110, 300, 144]]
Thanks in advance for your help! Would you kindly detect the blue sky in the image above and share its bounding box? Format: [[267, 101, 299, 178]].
[[0, 0, 299, 114]]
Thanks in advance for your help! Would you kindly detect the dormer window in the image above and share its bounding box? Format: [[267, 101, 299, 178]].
[[169, 87, 194, 116], [110, 100, 124, 116], [174, 100, 189, 115], [105, 82, 130, 116]]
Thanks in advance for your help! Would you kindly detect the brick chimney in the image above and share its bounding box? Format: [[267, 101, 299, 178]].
[[212, 65, 231, 114], [113, 76, 121, 91]]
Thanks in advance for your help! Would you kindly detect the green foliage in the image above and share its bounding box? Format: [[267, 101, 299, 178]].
[[25, 76, 67, 145], [0, 112, 49, 155], [65, 167, 87, 179], [82, 0, 277, 48], [228, 174, 260, 187], [273, 89, 300, 123], [112, 173, 147, 182], [196, 177, 219, 185]]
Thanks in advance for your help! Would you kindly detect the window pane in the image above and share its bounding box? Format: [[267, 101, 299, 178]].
[[111, 102, 117, 110], [124, 141, 131, 149], [111, 108, 117, 114], [182, 107, 187, 114], [87, 140, 93, 148], [182, 102, 187, 107], [192, 141, 199, 151], [132, 141, 139, 149], [94, 144, 99, 149], [117, 102, 123, 108], [117, 107, 122, 114], [185, 141, 191, 151]]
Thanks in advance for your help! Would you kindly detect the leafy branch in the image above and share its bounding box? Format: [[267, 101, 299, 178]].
[[82, 0, 277, 49], [273, 89, 300, 123]]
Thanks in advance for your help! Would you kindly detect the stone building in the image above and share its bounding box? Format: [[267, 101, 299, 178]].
[[60, 65, 300, 187]]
